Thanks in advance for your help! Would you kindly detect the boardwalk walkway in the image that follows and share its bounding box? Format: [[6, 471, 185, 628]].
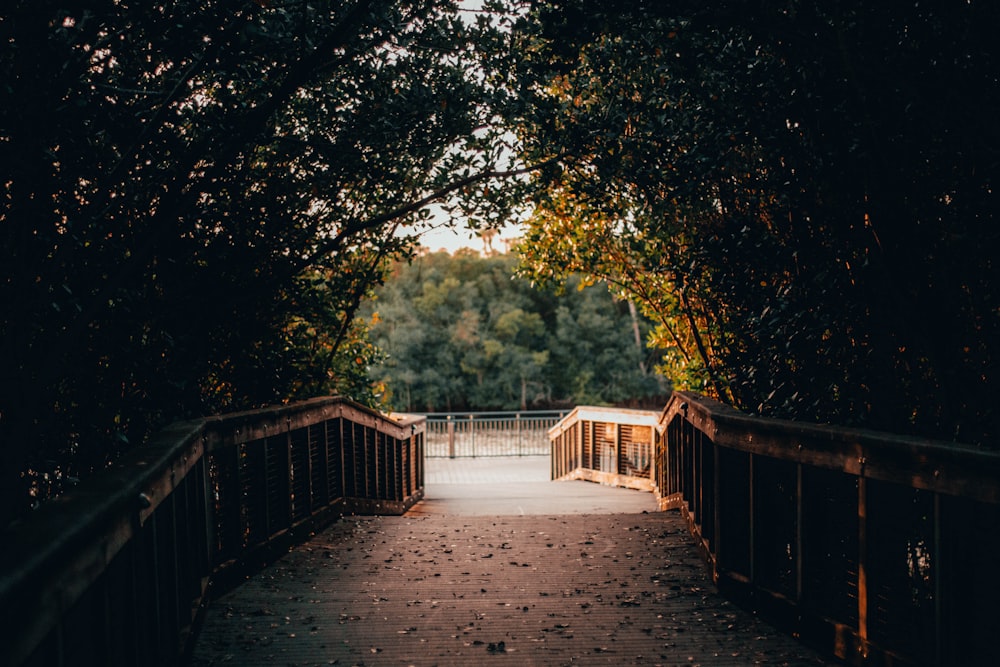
[[190, 458, 834, 666]]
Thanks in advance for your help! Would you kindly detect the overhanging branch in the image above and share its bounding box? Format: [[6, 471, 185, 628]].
[[298, 152, 570, 269]]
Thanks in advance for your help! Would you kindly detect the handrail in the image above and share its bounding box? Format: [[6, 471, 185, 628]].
[[549, 405, 661, 490], [657, 391, 1000, 666], [0, 397, 424, 667], [549, 392, 1000, 665], [659, 391, 1000, 503]]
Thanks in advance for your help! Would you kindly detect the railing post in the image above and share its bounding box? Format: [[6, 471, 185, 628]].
[[589, 420, 595, 470], [795, 462, 803, 604], [305, 424, 315, 514], [337, 417, 347, 500], [748, 452, 756, 586], [553, 430, 559, 478], [416, 427, 424, 488], [613, 422, 621, 475], [857, 472, 869, 661], [933, 492, 943, 665], [515, 412, 522, 456], [284, 418, 294, 527], [649, 428, 656, 485], [696, 429, 703, 526], [714, 440, 721, 567], [469, 414, 475, 457], [447, 416, 455, 459], [261, 434, 272, 538]]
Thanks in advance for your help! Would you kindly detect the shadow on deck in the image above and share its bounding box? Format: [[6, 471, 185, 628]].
[[189, 457, 833, 666]]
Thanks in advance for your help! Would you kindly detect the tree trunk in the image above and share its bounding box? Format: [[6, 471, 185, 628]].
[[627, 299, 647, 374]]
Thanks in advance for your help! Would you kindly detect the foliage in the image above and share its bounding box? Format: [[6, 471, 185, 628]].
[[0, 0, 525, 525], [4, 0, 996, 529], [510, 1, 1000, 445], [361, 250, 666, 411]]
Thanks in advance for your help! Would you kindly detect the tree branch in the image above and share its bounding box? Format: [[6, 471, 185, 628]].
[[298, 153, 570, 270]]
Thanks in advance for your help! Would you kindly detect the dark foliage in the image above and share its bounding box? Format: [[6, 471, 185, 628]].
[[0, 0, 521, 525], [512, 1, 999, 445]]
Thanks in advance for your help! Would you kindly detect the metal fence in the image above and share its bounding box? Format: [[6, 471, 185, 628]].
[[421, 410, 567, 457], [0, 398, 424, 667]]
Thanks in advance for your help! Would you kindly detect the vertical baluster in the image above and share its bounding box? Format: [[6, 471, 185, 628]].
[[282, 421, 293, 530], [933, 491, 942, 665], [334, 417, 346, 501], [261, 437, 272, 539], [378, 430, 387, 500], [713, 439, 721, 560], [306, 424, 316, 515], [198, 454, 213, 580], [371, 426, 379, 499], [795, 462, 804, 605], [388, 433, 395, 502], [165, 492, 181, 654], [405, 429, 413, 498], [416, 427, 424, 490], [857, 474, 868, 661], [748, 452, 756, 586]]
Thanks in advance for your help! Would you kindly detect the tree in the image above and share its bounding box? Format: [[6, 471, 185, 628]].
[[0, 0, 526, 525], [363, 250, 665, 411], [510, 1, 1000, 445], [549, 276, 661, 406]]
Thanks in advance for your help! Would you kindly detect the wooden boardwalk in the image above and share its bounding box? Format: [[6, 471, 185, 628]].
[[190, 458, 835, 666]]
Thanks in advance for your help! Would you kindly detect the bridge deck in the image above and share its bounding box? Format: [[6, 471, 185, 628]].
[[190, 458, 834, 666]]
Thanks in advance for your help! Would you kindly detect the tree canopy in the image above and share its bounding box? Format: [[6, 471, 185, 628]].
[[510, 1, 1000, 445], [0, 0, 524, 524], [3, 0, 997, 525], [361, 250, 665, 412]]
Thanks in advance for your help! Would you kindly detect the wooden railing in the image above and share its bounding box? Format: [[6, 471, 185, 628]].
[[550, 392, 1000, 666], [549, 406, 662, 490], [0, 397, 424, 667]]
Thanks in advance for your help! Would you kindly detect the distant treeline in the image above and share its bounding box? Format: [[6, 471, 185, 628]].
[[361, 250, 668, 412]]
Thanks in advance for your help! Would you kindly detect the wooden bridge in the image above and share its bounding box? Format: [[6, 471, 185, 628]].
[[1, 393, 998, 666]]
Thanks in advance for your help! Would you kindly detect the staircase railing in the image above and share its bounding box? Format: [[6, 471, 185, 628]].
[[0, 397, 424, 667], [551, 392, 1000, 666], [549, 405, 662, 490], [656, 391, 1000, 666]]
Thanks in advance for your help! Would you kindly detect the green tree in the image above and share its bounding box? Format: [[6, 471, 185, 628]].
[[549, 276, 661, 406], [473, 307, 550, 410], [363, 250, 665, 411]]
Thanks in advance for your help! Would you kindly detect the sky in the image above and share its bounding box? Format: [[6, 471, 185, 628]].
[[416, 223, 522, 254]]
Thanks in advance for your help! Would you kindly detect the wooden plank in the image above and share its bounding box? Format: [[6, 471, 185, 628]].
[[191, 513, 835, 666]]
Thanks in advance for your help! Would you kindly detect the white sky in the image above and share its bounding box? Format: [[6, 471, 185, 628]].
[[409, 0, 523, 256], [416, 223, 522, 254]]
